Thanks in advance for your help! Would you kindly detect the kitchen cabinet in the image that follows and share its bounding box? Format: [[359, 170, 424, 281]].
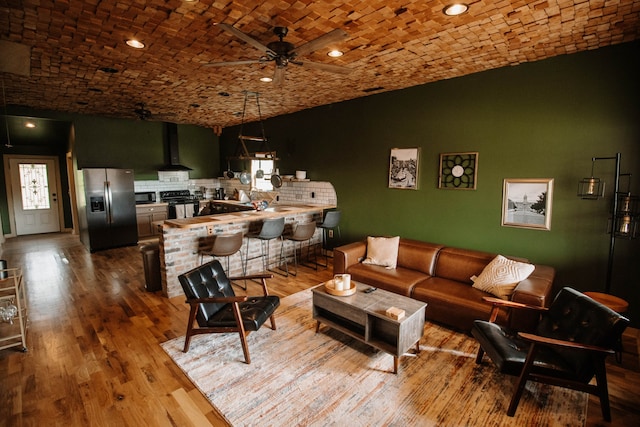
[[0, 267, 27, 352], [136, 204, 168, 238]]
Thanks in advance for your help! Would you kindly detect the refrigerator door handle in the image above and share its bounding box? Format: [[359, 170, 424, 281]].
[[105, 181, 113, 224]]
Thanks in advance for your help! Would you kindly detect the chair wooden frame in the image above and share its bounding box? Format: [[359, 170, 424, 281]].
[[475, 296, 618, 421], [183, 273, 276, 364]]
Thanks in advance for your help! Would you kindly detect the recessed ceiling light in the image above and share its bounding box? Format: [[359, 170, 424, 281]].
[[126, 39, 145, 49], [24, 122, 36, 128], [327, 50, 343, 58], [443, 3, 469, 16], [260, 77, 273, 82]]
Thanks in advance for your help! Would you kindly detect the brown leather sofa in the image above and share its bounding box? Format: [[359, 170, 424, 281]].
[[333, 238, 555, 332]]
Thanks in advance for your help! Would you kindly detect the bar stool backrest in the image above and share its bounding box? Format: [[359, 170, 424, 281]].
[[321, 210, 341, 229], [211, 232, 244, 257], [291, 221, 316, 241], [258, 217, 285, 240]]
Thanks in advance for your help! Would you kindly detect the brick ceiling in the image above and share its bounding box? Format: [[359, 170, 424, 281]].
[[1, 0, 639, 129]]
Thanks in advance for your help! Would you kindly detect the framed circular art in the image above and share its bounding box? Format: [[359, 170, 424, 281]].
[[438, 152, 478, 190]]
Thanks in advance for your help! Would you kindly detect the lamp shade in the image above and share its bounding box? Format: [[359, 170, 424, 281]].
[[577, 177, 605, 199], [614, 193, 639, 238]]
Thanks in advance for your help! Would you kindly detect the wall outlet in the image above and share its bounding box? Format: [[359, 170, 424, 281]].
[[207, 225, 214, 235], [328, 229, 334, 238]]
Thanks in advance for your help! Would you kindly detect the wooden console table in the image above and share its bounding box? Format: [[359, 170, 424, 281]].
[[311, 282, 426, 374]]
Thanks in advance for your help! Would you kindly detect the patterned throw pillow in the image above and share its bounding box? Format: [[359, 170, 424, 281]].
[[362, 236, 400, 269], [471, 255, 535, 299]]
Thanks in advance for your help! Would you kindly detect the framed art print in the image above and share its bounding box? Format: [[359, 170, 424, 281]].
[[389, 148, 420, 190], [501, 178, 554, 230], [438, 152, 478, 189]]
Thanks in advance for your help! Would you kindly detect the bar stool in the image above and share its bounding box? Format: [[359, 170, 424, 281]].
[[318, 210, 341, 267], [285, 221, 317, 276], [245, 217, 287, 275], [199, 231, 246, 288]]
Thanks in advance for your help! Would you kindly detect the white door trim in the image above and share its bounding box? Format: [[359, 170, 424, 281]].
[[3, 154, 65, 237]]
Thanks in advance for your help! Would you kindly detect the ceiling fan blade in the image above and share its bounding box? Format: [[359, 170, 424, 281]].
[[204, 59, 264, 67], [293, 60, 352, 75], [216, 23, 277, 56], [290, 29, 349, 58], [273, 67, 285, 85]]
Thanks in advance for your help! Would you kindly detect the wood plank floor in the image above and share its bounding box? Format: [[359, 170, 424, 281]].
[[0, 233, 638, 426]]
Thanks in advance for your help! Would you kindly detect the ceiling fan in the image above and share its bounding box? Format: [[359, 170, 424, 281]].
[[206, 23, 352, 84], [133, 103, 175, 121]]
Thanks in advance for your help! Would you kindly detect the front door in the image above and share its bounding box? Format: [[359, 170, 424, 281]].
[[9, 157, 61, 235]]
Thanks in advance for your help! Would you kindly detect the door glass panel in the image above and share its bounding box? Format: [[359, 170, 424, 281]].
[[19, 163, 50, 210]]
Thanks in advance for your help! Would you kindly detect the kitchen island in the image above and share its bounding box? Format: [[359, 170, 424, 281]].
[[159, 202, 335, 297]]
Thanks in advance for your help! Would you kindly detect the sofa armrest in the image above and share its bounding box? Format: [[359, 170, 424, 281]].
[[511, 264, 555, 308], [509, 264, 555, 331], [333, 241, 367, 274]]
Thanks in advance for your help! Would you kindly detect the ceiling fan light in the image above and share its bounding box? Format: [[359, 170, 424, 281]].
[[443, 3, 469, 16], [126, 39, 145, 49], [327, 50, 343, 57]]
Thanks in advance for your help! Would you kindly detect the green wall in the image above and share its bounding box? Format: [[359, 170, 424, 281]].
[[71, 115, 219, 179], [221, 41, 640, 326]]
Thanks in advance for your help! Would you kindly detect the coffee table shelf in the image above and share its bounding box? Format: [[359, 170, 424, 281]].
[[312, 281, 426, 374]]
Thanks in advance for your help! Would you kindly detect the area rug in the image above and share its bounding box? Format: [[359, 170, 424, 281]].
[[162, 290, 587, 426]]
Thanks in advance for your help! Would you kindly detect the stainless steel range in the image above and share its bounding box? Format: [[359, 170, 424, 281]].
[[159, 190, 200, 219]]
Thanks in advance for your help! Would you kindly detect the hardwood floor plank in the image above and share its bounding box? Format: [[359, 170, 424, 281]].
[[0, 232, 637, 426]]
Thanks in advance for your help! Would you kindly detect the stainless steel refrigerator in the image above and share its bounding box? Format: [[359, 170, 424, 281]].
[[77, 168, 138, 252]]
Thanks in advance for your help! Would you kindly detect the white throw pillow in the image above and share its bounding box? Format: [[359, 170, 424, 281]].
[[472, 255, 535, 299], [362, 236, 400, 269]]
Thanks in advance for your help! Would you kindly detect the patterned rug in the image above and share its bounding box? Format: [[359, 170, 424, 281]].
[[162, 290, 587, 426]]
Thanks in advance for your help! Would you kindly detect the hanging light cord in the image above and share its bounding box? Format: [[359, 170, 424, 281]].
[[1, 78, 12, 148]]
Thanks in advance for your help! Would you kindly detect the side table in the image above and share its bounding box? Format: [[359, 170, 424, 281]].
[[584, 292, 629, 313]]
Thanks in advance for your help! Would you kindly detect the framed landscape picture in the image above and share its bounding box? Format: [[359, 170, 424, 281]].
[[501, 178, 554, 230], [389, 148, 420, 190]]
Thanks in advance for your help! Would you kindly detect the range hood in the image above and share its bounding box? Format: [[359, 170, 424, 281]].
[[159, 122, 192, 171]]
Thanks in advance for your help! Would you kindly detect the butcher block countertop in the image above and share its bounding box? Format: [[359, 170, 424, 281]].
[[163, 203, 335, 229]]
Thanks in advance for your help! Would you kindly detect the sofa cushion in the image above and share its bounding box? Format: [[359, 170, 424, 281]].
[[347, 263, 429, 297], [412, 277, 509, 331], [471, 255, 535, 300], [396, 239, 444, 275], [434, 247, 497, 284], [362, 236, 400, 269]]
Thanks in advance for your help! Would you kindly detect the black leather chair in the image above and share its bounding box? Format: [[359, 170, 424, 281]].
[[178, 260, 280, 364], [471, 287, 629, 421]]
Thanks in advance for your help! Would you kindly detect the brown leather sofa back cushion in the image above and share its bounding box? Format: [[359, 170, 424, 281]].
[[397, 239, 444, 275], [434, 247, 497, 284]]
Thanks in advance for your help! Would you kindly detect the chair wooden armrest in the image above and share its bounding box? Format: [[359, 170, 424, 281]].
[[228, 273, 273, 281], [482, 296, 548, 323], [229, 273, 274, 296], [518, 332, 616, 355], [186, 295, 248, 305]]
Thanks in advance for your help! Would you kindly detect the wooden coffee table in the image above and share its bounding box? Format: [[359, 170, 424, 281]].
[[312, 281, 427, 374]]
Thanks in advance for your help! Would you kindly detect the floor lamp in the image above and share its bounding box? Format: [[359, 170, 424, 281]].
[[578, 153, 638, 294]]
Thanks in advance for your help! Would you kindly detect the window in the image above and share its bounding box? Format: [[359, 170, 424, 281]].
[[251, 158, 275, 190], [19, 163, 50, 210]]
